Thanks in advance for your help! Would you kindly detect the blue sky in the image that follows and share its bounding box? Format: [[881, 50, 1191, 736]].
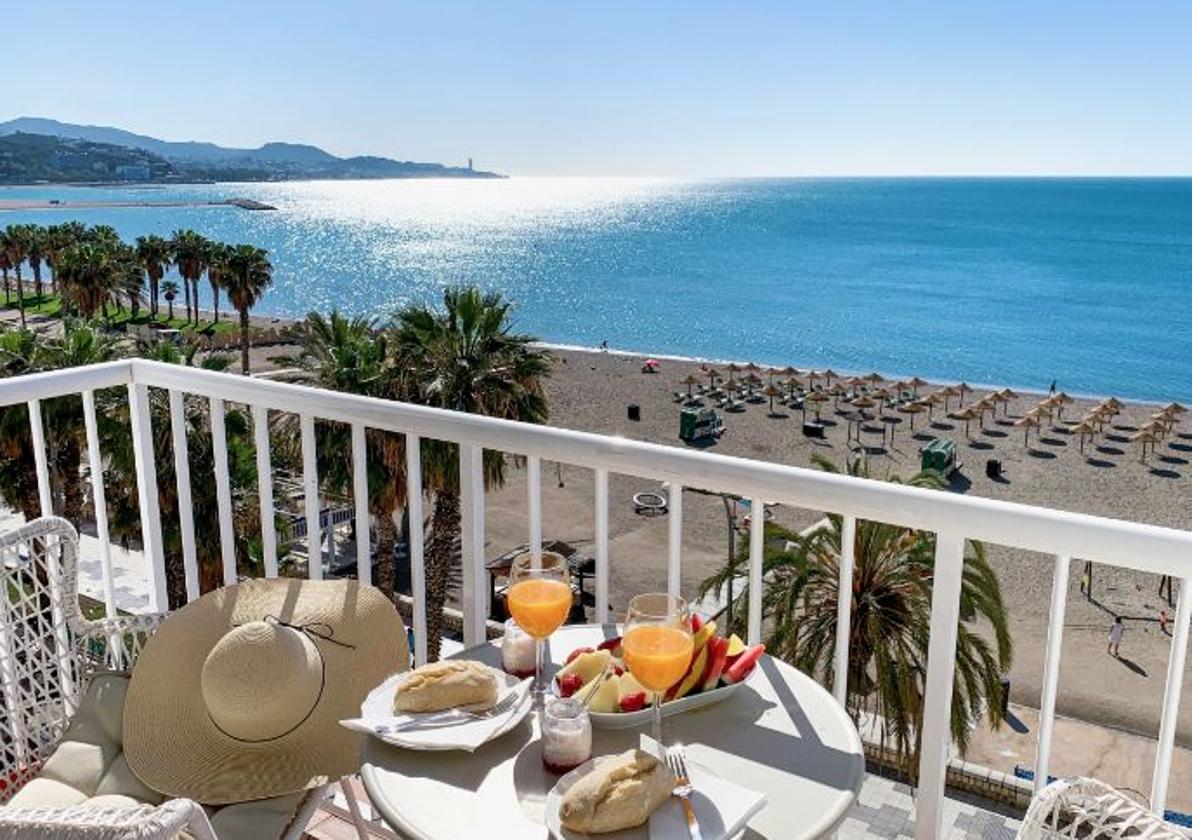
[[8, 1, 1191, 176]]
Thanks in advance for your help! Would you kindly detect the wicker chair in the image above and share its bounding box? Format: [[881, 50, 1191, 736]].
[[1017, 777, 1188, 839], [0, 517, 351, 840]]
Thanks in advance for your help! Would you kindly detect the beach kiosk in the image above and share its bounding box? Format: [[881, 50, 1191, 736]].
[[920, 437, 959, 475], [679, 406, 724, 443]]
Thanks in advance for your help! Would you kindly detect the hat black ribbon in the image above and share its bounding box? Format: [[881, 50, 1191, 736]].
[[262, 614, 357, 650]]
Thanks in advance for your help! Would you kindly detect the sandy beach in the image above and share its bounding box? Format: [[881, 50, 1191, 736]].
[[477, 346, 1192, 754]]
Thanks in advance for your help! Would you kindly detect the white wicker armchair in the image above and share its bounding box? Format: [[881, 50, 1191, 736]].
[[0, 516, 166, 801], [1017, 777, 1188, 839], [0, 517, 343, 840]]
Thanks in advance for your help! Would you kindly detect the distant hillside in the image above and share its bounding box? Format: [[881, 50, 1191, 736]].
[[0, 132, 177, 184], [0, 117, 503, 182]]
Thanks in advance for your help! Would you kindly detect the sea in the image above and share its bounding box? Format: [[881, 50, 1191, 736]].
[[3, 177, 1191, 403]]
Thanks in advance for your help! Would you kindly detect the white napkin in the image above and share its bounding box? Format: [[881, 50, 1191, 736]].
[[641, 735, 767, 840], [341, 668, 532, 752]]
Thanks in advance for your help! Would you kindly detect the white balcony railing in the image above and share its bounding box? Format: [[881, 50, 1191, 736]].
[[2, 359, 1191, 839]]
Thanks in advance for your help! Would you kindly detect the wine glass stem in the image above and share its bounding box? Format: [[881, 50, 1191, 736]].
[[533, 638, 546, 702], [652, 693, 663, 746]]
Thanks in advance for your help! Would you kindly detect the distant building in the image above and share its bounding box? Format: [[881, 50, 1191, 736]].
[[468, 157, 473, 171], [115, 163, 151, 181]]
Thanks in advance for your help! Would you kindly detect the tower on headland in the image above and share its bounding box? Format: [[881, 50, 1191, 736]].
[[468, 157, 473, 172]]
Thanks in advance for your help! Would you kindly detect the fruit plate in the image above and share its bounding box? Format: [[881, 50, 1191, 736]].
[[554, 668, 755, 730]]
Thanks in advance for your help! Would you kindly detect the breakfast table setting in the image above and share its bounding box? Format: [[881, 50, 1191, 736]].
[[345, 552, 865, 839]]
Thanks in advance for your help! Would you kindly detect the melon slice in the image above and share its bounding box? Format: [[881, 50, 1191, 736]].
[[583, 674, 621, 713], [556, 649, 611, 687], [616, 672, 657, 704], [722, 643, 765, 685], [725, 633, 747, 660], [700, 635, 730, 692]]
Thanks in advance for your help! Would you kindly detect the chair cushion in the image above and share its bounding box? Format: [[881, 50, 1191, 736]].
[[1, 674, 306, 839]]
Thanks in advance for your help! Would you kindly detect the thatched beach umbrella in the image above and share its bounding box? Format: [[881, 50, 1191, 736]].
[[828, 382, 848, 409], [779, 365, 800, 379], [806, 389, 830, 420], [851, 395, 877, 411], [704, 367, 721, 388], [898, 400, 926, 430], [762, 383, 784, 414], [724, 380, 743, 395], [949, 406, 980, 437], [821, 369, 839, 384], [744, 362, 761, 376], [1015, 413, 1042, 446], [907, 376, 928, 396], [1161, 402, 1188, 415], [725, 362, 742, 382], [955, 383, 973, 406], [864, 372, 884, 385], [679, 374, 701, 397], [1071, 419, 1097, 453], [784, 376, 804, 399], [1131, 429, 1159, 463], [938, 385, 960, 412]]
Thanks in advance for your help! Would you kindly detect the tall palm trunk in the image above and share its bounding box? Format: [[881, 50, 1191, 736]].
[[3, 266, 9, 304], [239, 306, 251, 374], [15, 266, 25, 328], [373, 508, 397, 599], [210, 278, 220, 323], [194, 278, 203, 325], [424, 491, 460, 662], [183, 274, 192, 323], [31, 263, 43, 299]]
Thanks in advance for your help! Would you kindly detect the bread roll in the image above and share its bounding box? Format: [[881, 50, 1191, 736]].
[[393, 660, 498, 713], [558, 749, 675, 834]]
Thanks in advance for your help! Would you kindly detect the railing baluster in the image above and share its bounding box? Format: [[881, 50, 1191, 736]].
[[667, 482, 683, 598], [1151, 575, 1192, 813], [915, 530, 967, 840], [81, 391, 116, 619], [594, 469, 610, 623], [252, 404, 278, 578], [27, 400, 52, 516], [300, 414, 322, 580], [128, 383, 167, 612], [1034, 554, 1071, 793], [406, 435, 427, 665], [209, 397, 237, 586], [460, 444, 486, 646], [747, 497, 764, 645], [351, 423, 370, 585], [168, 390, 199, 601], [527, 455, 542, 561], [833, 514, 857, 706]]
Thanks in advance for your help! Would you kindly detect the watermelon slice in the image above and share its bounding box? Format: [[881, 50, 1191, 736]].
[[722, 643, 765, 685], [667, 644, 708, 701], [691, 613, 705, 634], [700, 635, 730, 692]]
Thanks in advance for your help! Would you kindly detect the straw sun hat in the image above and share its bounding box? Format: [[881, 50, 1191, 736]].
[[124, 578, 407, 804]]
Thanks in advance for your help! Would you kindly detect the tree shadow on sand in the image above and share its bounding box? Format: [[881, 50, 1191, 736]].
[[981, 428, 1008, 438], [1084, 458, 1116, 469], [1028, 449, 1057, 460], [967, 440, 994, 451], [1159, 454, 1188, 465], [1038, 436, 1067, 447], [1096, 445, 1125, 456]]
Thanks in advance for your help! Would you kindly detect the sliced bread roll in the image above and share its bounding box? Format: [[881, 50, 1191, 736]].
[[393, 660, 498, 713], [558, 749, 675, 834]]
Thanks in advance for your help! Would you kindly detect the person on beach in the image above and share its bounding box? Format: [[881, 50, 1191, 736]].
[[1049, 379, 1057, 396], [1108, 616, 1125, 657]]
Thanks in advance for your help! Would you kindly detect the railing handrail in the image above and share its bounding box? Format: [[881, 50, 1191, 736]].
[[1, 358, 1190, 574]]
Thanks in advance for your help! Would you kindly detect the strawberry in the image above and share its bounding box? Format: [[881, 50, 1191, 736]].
[[619, 691, 647, 712], [613, 664, 625, 676], [558, 673, 584, 698], [565, 646, 595, 665], [597, 636, 623, 656]]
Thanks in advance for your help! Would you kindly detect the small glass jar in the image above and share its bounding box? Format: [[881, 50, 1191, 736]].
[[501, 618, 536, 679], [541, 696, 592, 774]]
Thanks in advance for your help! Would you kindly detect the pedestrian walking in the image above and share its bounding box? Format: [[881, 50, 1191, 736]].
[[1108, 616, 1125, 657]]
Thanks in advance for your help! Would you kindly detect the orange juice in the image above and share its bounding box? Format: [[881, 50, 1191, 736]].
[[507, 579, 572, 639], [622, 625, 694, 692]]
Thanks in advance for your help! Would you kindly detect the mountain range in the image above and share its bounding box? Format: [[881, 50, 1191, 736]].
[[0, 117, 501, 182]]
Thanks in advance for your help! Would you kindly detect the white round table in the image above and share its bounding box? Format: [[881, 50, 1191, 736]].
[[361, 625, 864, 839]]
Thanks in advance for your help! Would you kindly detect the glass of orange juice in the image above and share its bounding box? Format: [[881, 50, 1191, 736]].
[[507, 551, 572, 704], [622, 593, 694, 746]]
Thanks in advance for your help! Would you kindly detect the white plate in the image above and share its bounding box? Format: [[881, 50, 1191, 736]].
[[556, 670, 754, 730], [545, 753, 724, 840], [356, 664, 532, 751]]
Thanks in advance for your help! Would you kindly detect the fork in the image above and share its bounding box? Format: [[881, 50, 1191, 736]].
[[382, 690, 522, 733], [666, 745, 704, 840]]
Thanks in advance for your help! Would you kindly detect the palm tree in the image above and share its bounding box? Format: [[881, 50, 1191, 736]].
[[162, 280, 180, 320], [45, 222, 86, 294], [135, 234, 171, 317], [291, 311, 409, 596], [698, 453, 1012, 780], [0, 243, 12, 305], [24, 225, 47, 299], [56, 241, 116, 320], [204, 241, 230, 324], [391, 286, 551, 660], [2, 225, 28, 328], [170, 229, 209, 325], [222, 244, 273, 374]]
